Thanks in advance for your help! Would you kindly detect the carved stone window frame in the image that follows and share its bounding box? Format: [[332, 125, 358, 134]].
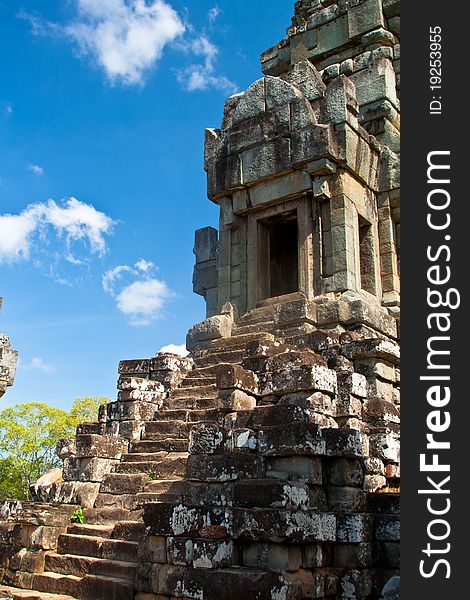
[[246, 195, 315, 310]]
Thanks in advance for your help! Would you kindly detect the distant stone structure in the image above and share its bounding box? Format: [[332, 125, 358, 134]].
[[0, 298, 18, 398], [0, 1, 400, 599]]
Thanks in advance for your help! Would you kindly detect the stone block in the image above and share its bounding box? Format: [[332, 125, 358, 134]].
[[337, 514, 373, 543], [27, 526, 67, 551], [364, 474, 387, 492], [341, 338, 400, 363], [350, 57, 398, 109], [108, 400, 160, 421], [241, 138, 292, 185], [194, 227, 218, 263], [243, 542, 302, 572], [376, 515, 400, 542], [245, 171, 313, 210], [118, 359, 150, 376], [229, 105, 291, 155], [292, 124, 339, 167], [328, 458, 364, 487], [75, 434, 128, 459], [278, 391, 337, 416], [363, 397, 400, 425], [284, 60, 326, 101], [150, 354, 193, 373], [234, 479, 310, 510], [170, 567, 302, 600], [137, 536, 167, 565], [265, 349, 327, 371], [232, 79, 266, 125], [167, 537, 236, 569], [118, 377, 165, 392], [348, 0, 385, 38], [77, 457, 118, 482], [338, 372, 368, 398], [266, 456, 322, 485], [225, 428, 258, 452], [234, 508, 336, 543], [218, 389, 257, 411], [100, 473, 148, 495], [259, 422, 325, 457], [262, 365, 337, 396], [334, 542, 374, 568], [326, 486, 367, 512], [188, 424, 226, 455], [216, 364, 258, 393], [193, 260, 218, 295], [186, 454, 264, 482], [186, 314, 233, 350]]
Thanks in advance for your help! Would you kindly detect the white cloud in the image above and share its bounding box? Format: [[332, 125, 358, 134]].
[[0, 198, 115, 263], [177, 35, 237, 93], [135, 258, 155, 272], [64, 0, 185, 85], [20, 3, 234, 93], [207, 6, 220, 23], [46, 197, 114, 255], [117, 279, 171, 325], [21, 357, 56, 374], [159, 343, 189, 356], [103, 260, 174, 325], [28, 164, 44, 176], [4, 104, 13, 116]]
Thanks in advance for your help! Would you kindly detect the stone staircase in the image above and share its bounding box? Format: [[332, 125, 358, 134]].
[[0, 307, 399, 600], [1, 332, 270, 599]]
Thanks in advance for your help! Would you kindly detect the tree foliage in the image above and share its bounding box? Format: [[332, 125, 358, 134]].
[[0, 397, 108, 500]]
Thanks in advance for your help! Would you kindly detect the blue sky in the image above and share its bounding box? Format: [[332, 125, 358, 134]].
[[0, 0, 293, 410]]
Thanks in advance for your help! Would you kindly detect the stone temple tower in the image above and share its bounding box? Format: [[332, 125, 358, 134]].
[[0, 298, 18, 398], [0, 2, 400, 599], [191, 0, 399, 345]]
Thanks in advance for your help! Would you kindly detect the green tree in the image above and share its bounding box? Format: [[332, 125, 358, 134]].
[[0, 397, 108, 500]]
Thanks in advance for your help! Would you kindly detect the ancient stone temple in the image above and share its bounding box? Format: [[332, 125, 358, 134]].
[[0, 1, 400, 598], [0, 298, 18, 398]]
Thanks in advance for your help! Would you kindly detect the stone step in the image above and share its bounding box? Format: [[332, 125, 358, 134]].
[[144, 478, 187, 495], [146, 407, 222, 423], [136, 491, 183, 504], [161, 396, 219, 410], [82, 507, 141, 526], [130, 438, 188, 453], [208, 331, 274, 349], [0, 585, 76, 600], [121, 451, 169, 463], [169, 384, 217, 399], [232, 323, 275, 336], [57, 534, 138, 563], [142, 420, 191, 437], [67, 525, 113, 539], [180, 376, 217, 387], [192, 347, 246, 363], [115, 453, 188, 478], [100, 473, 149, 495], [45, 554, 136, 581], [184, 364, 220, 378], [95, 492, 172, 511], [31, 573, 80, 598], [237, 304, 279, 325], [111, 520, 146, 542], [77, 574, 134, 600]]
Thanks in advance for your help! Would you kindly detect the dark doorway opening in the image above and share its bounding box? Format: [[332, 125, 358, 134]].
[[259, 212, 299, 300]]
